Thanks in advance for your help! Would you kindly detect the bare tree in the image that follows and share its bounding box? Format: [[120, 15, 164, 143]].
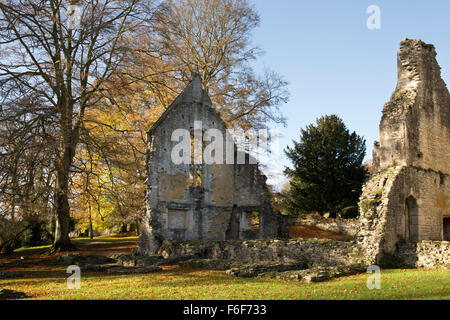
[[64, 0, 289, 237], [0, 94, 55, 252], [150, 0, 288, 129], [0, 0, 153, 251]]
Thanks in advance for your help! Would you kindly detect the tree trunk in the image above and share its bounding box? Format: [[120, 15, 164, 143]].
[[52, 170, 75, 252], [53, 193, 72, 251], [89, 203, 94, 239]]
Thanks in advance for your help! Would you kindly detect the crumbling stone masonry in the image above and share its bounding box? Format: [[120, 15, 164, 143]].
[[157, 239, 362, 268], [357, 39, 450, 267], [138, 74, 287, 255]]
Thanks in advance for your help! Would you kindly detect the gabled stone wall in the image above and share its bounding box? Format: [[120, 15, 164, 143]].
[[138, 75, 287, 255]]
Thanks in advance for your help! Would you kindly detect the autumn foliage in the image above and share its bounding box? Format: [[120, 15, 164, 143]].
[[0, 0, 289, 250]]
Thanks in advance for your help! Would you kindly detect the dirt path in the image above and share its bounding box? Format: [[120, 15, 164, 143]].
[[75, 239, 137, 256]]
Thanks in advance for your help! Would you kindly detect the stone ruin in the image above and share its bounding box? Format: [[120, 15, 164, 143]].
[[138, 74, 287, 255], [138, 39, 449, 273], [357, 39, 450, 266]]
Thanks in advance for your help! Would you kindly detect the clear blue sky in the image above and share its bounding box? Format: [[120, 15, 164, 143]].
[[249, 0, 450, 187]]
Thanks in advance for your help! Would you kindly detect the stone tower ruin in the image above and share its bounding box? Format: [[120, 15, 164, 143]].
[[358, 39, 450, 264], [138, 74, 287, 255]]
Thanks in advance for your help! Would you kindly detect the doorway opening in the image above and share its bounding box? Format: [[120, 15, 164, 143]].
[[406, 196, 419, 241], [443, 217, 450, 241]]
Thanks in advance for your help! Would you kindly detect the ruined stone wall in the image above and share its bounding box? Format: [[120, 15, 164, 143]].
[[396, 240, 450, 270], [138, 75, 285, 255], [158, 239, 363, 268], [357, 166, 450, 264], [373, 39, 450, 173], [358, 39, 450, 267]]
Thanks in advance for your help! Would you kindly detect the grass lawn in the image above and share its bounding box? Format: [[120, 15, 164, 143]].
[[1, 236, 449, 300], [1, 266, 449, 300]]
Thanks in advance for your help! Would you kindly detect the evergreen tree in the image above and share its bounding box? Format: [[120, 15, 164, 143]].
[[283, 115, 366, 218]]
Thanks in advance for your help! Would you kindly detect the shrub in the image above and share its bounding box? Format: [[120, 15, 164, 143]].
[[340, 206, 359, 219], [22, 221, 54, 247]]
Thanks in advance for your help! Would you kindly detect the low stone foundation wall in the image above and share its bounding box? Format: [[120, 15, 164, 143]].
[[158, 239, 363, 268], [155, 238, 449, 271], [288, 214, 360, 236], [396, 240, 450, 270]]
